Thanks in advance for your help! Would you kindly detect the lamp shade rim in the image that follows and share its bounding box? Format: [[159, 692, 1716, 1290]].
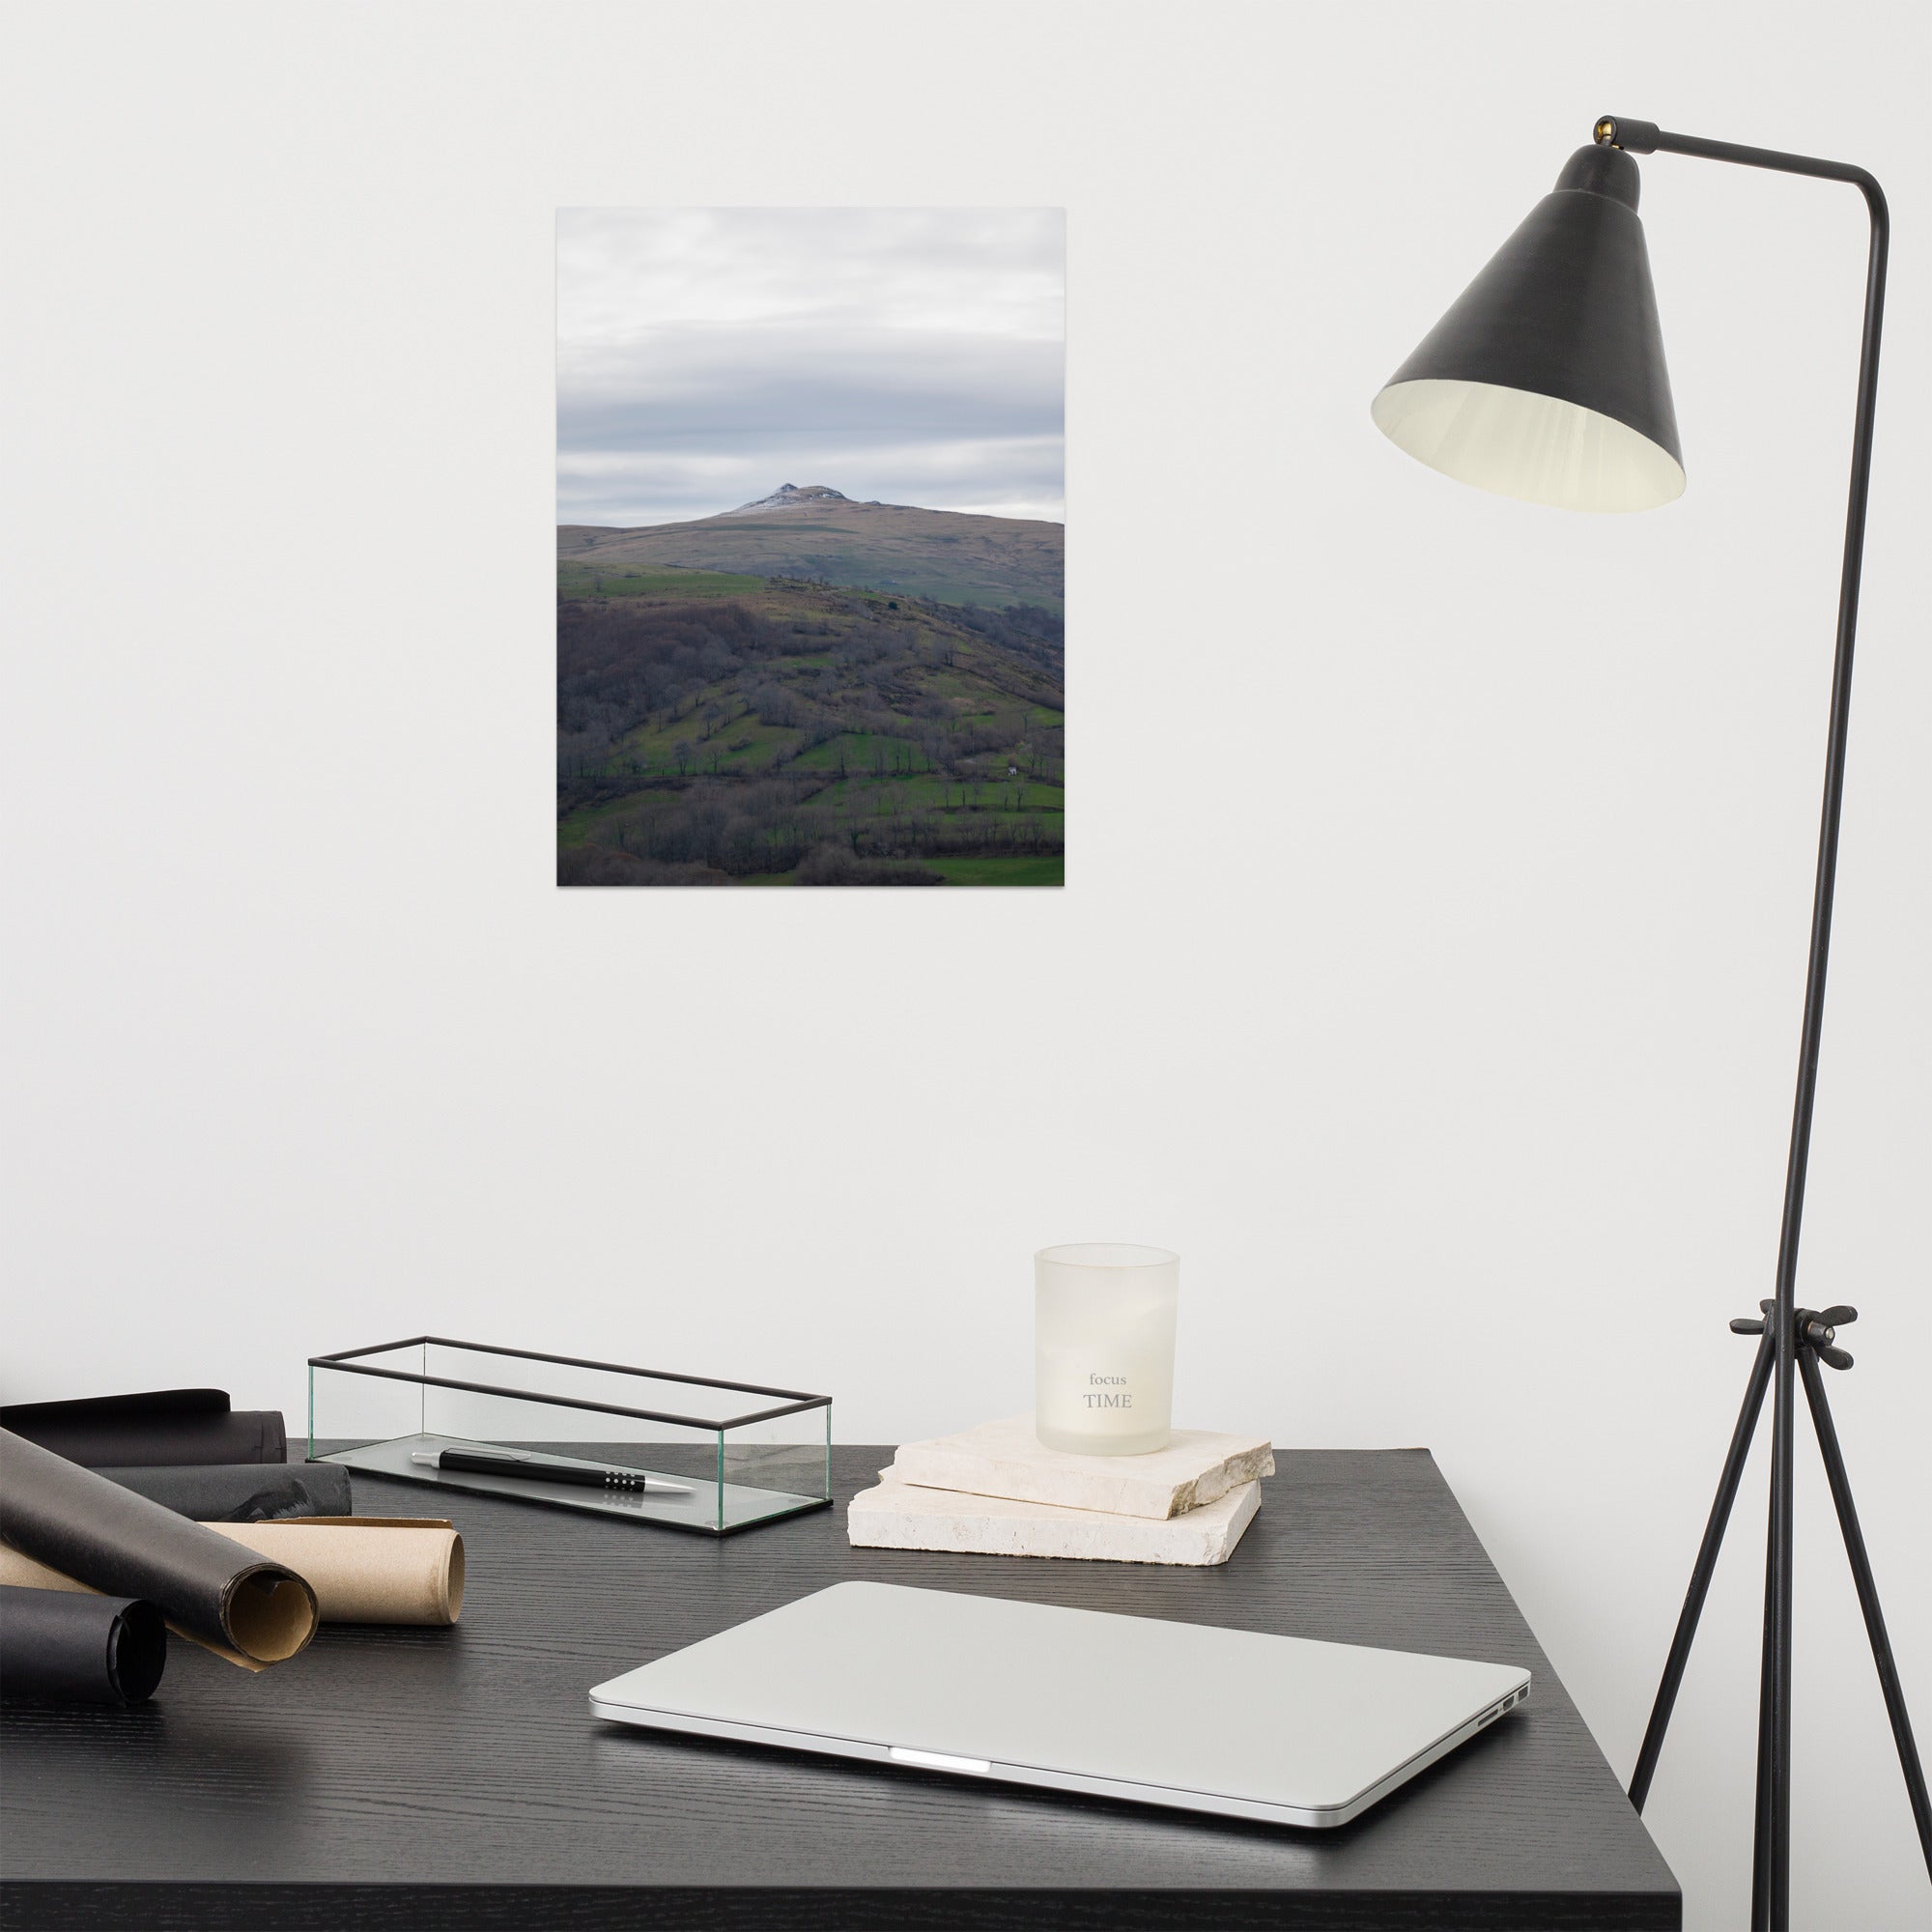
[[1373, 376, 1686, 514]]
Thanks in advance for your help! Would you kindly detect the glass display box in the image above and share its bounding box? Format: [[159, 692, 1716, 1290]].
[[308, 1337, 832, 1535]]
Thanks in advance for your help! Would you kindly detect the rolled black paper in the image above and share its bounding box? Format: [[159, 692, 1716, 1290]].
[[0, 1430, 316, 1667], [0, 1585, 166, 1705], [0, 1390, 286, 1467], [96, 1462, 353, 1522]]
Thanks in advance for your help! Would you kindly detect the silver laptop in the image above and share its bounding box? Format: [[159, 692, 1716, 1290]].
[[589, 1580, 1530, 1828]]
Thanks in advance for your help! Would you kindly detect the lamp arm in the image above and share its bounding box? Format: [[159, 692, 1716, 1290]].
[[1598, 114, 1890, 1932], [1594, 115, 1885, 207]]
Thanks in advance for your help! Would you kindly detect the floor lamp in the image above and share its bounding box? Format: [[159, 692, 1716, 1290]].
[[1370, 116, 1930, 1931]]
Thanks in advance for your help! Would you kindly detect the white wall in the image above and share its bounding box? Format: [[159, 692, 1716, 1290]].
[[3, 3, 1927, 1923]]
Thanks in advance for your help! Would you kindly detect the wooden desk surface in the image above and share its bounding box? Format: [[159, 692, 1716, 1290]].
[[2, 1446, 1679, 1931]]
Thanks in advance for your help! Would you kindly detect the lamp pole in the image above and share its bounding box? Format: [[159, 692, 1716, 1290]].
[[1589, 119, 1924, 1932]]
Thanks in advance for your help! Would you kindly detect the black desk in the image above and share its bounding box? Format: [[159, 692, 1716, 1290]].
[[2, 1447, 1679, 1930]]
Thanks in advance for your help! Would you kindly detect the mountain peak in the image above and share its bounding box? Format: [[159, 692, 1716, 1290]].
[[727, 483, 851, 515]]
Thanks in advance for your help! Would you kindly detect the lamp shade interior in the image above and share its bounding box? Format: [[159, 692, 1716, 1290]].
[[1372, 377, 1685, 512]]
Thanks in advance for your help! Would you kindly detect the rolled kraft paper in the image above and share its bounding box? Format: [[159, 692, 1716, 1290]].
[[0, 1390, 286, 1467], [202, 1520, 466, 1625], [0, 1584, 167, 1705], [0, 1547, 266, 1672], [0, 1430, 316, 1670], [0, 1522, 463, 1630], [99, 1463, 353, 1523]]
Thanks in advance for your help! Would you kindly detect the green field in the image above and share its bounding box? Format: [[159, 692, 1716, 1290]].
[[924, 856, 1065, 887], [724, 857, 1065, 887]]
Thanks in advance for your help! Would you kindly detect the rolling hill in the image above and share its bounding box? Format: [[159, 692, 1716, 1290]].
[[558, 485, 1063, 611], [558, 573, 1063, 887]]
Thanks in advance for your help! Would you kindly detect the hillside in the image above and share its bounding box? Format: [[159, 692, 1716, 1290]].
[[558, 485, 1063, 611], [558, 573, 1063, 887]]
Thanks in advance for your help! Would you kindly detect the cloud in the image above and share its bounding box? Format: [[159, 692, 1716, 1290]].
[[556, 208, 1064, 526]]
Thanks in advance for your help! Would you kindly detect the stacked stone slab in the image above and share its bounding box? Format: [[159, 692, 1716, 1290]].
[[847, 1416, 1274, 1567]]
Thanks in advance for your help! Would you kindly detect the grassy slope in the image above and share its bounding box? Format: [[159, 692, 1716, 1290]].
[[555, 561, 769, 599], [557, 499, 1063, 611], [558, 577, 1064, 886]]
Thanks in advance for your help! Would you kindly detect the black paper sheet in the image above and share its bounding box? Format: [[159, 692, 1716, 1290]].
[[0, 1430, 317, 1668], [0, 1584, 166, 1705], [98, 1462, 353, 1522], [0, 1390, 286, 1466]]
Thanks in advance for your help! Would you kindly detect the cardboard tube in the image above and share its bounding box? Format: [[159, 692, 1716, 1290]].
[[0, 1430, 316, 1669], [200, 1520, 465, 1626]]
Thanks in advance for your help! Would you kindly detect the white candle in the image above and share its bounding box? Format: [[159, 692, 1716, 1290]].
[[1034, 1243, 1179, 1456]]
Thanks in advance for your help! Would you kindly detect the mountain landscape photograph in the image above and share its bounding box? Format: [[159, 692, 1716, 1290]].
[[557, 208, 1065, 886]]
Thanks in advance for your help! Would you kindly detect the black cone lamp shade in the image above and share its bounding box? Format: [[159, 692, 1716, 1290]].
[[1373, 145, 1684, 511]]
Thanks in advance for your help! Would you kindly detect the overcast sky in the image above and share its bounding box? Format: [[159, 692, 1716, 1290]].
[[556, 208, 1064, 528]]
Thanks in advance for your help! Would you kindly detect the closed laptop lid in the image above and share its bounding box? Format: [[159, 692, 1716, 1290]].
[[590, 1580, 1529, 1820]]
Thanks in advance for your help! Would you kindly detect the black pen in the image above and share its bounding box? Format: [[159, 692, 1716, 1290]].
[[411, 1446, 690, 1495]]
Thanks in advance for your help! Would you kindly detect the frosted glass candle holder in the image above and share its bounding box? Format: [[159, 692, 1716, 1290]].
[[1034, 1243, 1179, 1456]]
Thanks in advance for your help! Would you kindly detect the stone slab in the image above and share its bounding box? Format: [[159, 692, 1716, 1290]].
[[889, 1414, 1274, 1520], [846, 1466, 1262, 1565]]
